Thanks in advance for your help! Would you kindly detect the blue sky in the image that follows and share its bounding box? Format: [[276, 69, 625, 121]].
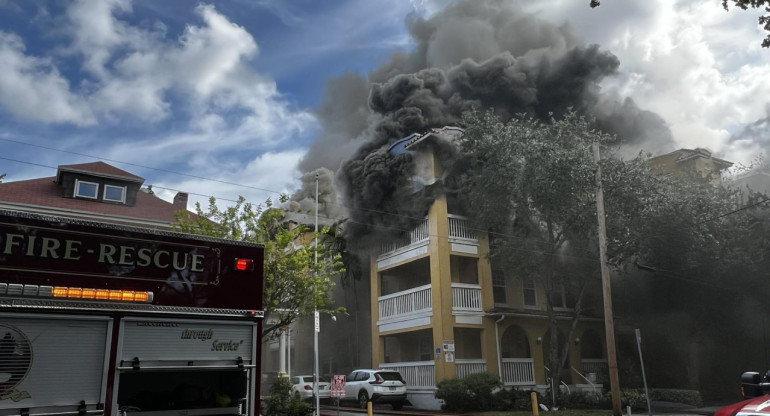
[[1, 0, 769, 209]]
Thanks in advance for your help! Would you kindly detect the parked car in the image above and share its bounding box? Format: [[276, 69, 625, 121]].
[[343, 369, 408, 410], [290, 375, 331, 402]]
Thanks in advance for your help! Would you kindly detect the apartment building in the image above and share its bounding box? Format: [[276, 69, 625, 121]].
[[369, 128, 607, 409]]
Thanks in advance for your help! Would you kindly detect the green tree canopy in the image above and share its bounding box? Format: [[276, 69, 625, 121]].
[[175, 196, 345, 341], [454, 109, 765, 401]]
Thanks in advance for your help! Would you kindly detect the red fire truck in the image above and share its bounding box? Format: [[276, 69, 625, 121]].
[[0, 209, 265, 416], [715, 372, 770, 416]]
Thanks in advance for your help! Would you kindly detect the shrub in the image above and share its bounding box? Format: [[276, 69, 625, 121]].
[[464, 373, 503, 410], [435, 378, 470, 412], [649, 389, 703, 407], [493, 388, 542, 411], [435, 374, 502, 412], [563, 391, 609, 409], [263, 377, 313, 416]]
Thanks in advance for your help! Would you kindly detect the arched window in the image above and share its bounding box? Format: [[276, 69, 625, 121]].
[[580, 329, 604, 359], [500, 325, 531, 358]]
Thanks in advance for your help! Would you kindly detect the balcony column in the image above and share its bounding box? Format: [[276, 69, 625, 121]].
[[478, 232, 499, 378], [371, 256, 385, 367], [429, 195, 455, 382]]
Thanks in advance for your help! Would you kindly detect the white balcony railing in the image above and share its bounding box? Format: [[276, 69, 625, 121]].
[[379, 284, 432, 321], [581, 359, 608, 375], [451, 283, 482, 312], [502, 358, 536, 386], [378, 219, 430, 256], [448, 215, 477, 241], [380, 361, 435, 388], [455, 359, 487, 379]]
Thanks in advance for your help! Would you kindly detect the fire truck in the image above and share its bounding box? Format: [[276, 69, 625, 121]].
[[715, 372, 770, 416], [0, 209, 265, 416]]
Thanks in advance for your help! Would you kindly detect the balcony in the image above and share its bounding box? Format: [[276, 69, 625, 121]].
[[379, 284, 432, 321], [448, 215, 479, 254], [380, 361, 435, 388], [455, 359, 487, 379], [502, 358, 536, 386], [377, 219, 430, 269], [377, 283, 484, 331], [451, 283, 482, 313], [581, 359, 608, 378]]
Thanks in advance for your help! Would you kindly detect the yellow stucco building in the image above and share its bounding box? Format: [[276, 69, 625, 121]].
[[369, 128, 607, 409]]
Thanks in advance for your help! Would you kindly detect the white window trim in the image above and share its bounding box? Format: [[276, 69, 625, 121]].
[[74, 179, 99, 199], [103, 184, 126, 203], [522, 277, 538, 308]]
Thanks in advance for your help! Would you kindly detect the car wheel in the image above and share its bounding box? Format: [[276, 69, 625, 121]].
[[358, 391, 369, 409], [392, 402, 403, 410]]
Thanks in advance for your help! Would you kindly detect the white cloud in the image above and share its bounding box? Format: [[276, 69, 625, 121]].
[[0, 31, 95, 125], [523, 0, 770, 163], [156, 149, 306, 211]]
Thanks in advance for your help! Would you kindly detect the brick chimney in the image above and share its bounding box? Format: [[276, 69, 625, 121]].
[[173, 192, 189, 210]]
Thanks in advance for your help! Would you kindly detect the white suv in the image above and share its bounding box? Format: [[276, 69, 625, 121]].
[[343, 369, 408, 410]]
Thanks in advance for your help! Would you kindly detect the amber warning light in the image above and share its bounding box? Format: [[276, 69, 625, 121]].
[[53, 286, 153, 303], [235, 258, 254, 271]]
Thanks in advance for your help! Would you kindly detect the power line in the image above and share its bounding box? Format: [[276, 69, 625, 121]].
[[3, 145, 769, 259]]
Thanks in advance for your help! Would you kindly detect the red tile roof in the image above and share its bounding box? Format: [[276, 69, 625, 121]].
[[57, 161, 144, 183], [0, 176, 183, 225]]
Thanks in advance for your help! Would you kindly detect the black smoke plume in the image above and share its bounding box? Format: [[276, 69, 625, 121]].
[[300, 0, 676, 245]]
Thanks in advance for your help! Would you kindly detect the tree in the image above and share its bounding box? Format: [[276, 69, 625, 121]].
[[454, 110, 764, 403], [592, 0, 770, 48], [722, 0, 770, 47], [0, 173, 5, 183], [455, 110, 620, 403], [175, 196, 345, 341]]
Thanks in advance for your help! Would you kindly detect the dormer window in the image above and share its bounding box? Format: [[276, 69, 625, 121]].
[[74, 180, 99, 199], [103, 184, 126, 203]]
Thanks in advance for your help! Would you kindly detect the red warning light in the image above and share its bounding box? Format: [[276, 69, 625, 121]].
[[235, 258, 254, 271]]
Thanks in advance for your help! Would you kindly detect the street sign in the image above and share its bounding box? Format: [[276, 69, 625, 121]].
[[331, 375, 346, 398], [314, 310, 320, 333]]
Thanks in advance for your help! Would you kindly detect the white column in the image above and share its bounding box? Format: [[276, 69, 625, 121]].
[[279, 330, 287, 375]]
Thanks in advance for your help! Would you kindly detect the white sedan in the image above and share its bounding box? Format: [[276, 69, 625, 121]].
[[290, 375, 331, 401]]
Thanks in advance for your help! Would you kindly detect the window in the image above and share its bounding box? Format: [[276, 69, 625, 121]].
[[492, 269, 507, 304], [74, 180, 99, 199], [522, 277, 537, 307], [103, 184, 126, 203]]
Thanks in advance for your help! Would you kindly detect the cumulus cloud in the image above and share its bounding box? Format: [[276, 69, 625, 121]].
[[523, 0, 770, 163], [155, 149, 306, 211], [0, 31, 95, 125]]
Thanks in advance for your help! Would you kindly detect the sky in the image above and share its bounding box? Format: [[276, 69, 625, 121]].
[[0, 0, 768, 212]]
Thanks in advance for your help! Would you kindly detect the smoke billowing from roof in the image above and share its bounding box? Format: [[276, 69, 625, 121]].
[[297, 0, 677, 243]]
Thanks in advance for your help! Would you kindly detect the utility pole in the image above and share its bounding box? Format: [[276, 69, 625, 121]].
[[314, 173, 320, 416], [593, 142, 622, 416]]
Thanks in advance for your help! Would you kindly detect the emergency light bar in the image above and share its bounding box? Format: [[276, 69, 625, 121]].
[[0, 283, 153, 303]]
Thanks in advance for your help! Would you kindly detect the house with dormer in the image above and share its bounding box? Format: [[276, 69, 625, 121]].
[[0, 161, 190, 228]]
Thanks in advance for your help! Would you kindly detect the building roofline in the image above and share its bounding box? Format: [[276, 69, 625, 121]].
[[56, 164, 145, 184]]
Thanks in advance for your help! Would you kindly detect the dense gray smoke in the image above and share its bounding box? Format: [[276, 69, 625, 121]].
[[731, 108, 770, 148], [299, 0, 677, 243], [284, 167, 345, 225]]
